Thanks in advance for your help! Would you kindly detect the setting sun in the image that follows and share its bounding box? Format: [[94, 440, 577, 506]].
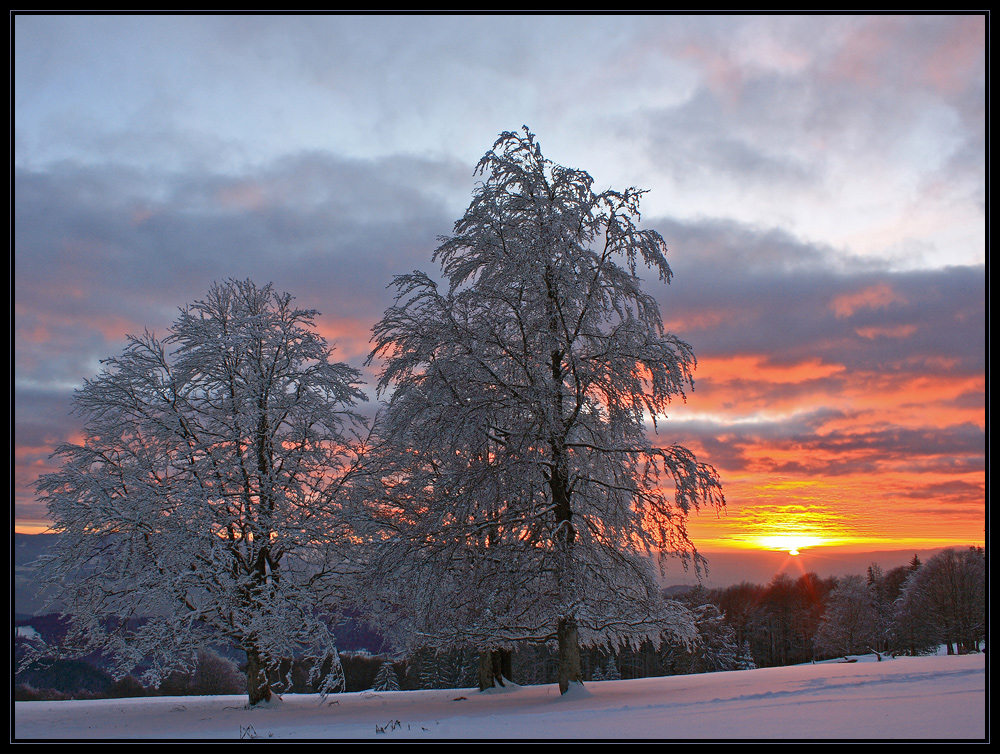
[[757, 534, 827, 556]]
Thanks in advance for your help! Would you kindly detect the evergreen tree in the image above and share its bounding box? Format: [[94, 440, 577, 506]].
[[603, 656, 622, 681], [372, 661, 400, 692], [736, 641, 757, 670]]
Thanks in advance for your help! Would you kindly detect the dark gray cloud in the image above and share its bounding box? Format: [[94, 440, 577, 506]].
[[665, 413, 985, 479], [15, 150, 470, 381], [651, 215, 984, 374], [15, 149, 472, 524]]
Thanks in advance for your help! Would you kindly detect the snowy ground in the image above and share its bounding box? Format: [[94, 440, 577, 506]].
[[13, 653, 985, 740]]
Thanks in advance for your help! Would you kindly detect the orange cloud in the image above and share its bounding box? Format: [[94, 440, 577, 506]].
[[663, 310, 728, 333], [670, 336, 983, 556], [854, 324, 918, 339], [314, 317, 376, 363], [696, 355, 846, 385], [831, 282, 907, 318]]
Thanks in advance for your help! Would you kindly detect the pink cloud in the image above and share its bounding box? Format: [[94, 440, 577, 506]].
[[675, 40, 745, 104], [831, 282, 907, 318], [922, 15, 985, 95], [313, 317, 375, 363], [216, 181, 267, 211], [854, 324, 918, 339], [823, 16, 901, 88]]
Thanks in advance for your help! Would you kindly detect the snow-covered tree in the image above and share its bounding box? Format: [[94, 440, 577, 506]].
[[363, 127, 723, 694], [34, 279, 366, 705], [686, 605, 739, 673], [372, 660, 400, 692], [897, 547, 985, 654], [189, 649, 247, 696], [815, 575, 877, 658], [601, 656, 622, 681], [655, 588, 739, 675], [407, 647, 477, 690], [892, 556, 937, 656], [510, 642, 557, 687], [735, 641, 757, 670], [158, 648, 246, 696], [867, 563, 910, 654]]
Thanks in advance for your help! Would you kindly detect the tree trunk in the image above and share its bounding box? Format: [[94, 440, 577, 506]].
[[557, 616, 582, 694], [498, 648, 512, 684], [552, 455, 580, 695], [478, 651, 495, 691], [478, 648, 513, 690], [546, 265, 581, 696], [245, 644, 272, 706]]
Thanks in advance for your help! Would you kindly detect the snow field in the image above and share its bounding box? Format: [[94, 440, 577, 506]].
[[14, 653, 985, 740]]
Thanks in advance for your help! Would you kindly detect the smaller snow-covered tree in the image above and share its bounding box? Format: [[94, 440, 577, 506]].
[[736, 641, 757, 670], [688, 603, 739, 673], [656, 590, 738, 675], [815, 575, 877, 657], [893, 574, 939, 657], [602, 656, 622, 681], [866, 563, 911, 654], [510, 643, 557, 687], [189, 649, 246, 696], [408, 647, 477, 690], [158, 649, 245, 696], [372, 661, 400, 692], [33, 279, 367, 705]]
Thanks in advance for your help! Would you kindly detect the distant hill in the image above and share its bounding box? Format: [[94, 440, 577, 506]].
[[663, 546, 951, 589], [14, 533, 59, 615], [14, 532, 57, 567], [661, 584, 695, 598], [17, 532, 953, 614], [13, 532, 389, 654]]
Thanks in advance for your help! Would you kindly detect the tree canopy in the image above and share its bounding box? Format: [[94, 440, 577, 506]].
[[34, 279, 367, 704], [362, 127, 724, 693]]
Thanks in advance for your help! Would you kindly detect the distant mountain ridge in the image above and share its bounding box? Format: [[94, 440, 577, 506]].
[[14, 533, 59, 616], [16, 533, 951, 613], [13, 532, 390, 654]]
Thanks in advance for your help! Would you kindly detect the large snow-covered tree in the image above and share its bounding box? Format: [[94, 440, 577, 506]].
[[363, 127, 724, 694], [34, 279, 366, 705]]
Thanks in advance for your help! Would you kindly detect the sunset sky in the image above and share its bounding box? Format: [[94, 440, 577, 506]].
[[14, 15, 985, 565]]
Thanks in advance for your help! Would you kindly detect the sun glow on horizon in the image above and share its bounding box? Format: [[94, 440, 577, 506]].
[[757, 534, 827, 556]]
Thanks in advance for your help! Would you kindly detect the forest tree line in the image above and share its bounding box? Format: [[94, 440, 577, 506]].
[[16, 545, 984, 700], [708, 546, 985, 670]]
